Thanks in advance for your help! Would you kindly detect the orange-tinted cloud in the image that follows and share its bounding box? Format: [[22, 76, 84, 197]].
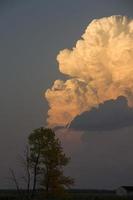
[[45, 16, 133, 127]]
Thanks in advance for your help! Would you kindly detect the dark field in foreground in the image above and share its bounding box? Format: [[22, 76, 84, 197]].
[[0, 189, 133, 200]]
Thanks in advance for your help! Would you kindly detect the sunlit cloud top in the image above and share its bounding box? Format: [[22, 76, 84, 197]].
[[45, 15, 133, 127]]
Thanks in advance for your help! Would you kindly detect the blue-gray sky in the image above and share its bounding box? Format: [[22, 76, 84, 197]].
[[0, 0, 133, 189]]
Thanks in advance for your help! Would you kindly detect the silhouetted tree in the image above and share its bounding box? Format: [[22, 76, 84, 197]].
[[28, 127, 74, 199], [9, 168, 23, 199], [20, 146, 31, 199], [9, 146, 32, 200]]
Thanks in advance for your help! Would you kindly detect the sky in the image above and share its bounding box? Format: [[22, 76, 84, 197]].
[[0, 0, 133, 189]]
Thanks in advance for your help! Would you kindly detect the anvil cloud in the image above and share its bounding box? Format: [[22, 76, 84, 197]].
[[45, 15, 133, 127]]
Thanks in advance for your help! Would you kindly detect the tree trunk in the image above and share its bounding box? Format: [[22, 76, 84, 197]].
[[45, 164, 49, 200], [31, 151, 40, 199], [9, 168, 23, 200]]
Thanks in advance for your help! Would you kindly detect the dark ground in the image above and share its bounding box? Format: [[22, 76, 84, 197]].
[[0, 189, 132, 200]]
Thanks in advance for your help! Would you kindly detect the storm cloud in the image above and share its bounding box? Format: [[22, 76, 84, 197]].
[[71, 96, 133, 131], [45, 15, 133, 128]]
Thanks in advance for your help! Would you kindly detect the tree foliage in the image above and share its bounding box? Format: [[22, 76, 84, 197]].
[[28, 127, 74, 198]]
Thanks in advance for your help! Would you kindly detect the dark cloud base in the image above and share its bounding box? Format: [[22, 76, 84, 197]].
[[71, 96, 133, 131]]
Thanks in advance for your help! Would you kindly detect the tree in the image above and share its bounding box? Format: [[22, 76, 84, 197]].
[[28, 127, 74, 199], [9, 146, 31, 200], [20, 146, 31, 199], [9, 168, 23, 200]]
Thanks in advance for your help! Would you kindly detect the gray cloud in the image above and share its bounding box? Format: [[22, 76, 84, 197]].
[[70, 96, 133, 131]]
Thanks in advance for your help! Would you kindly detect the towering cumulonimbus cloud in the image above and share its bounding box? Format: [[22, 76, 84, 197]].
[[45, 15, 133, 128]]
